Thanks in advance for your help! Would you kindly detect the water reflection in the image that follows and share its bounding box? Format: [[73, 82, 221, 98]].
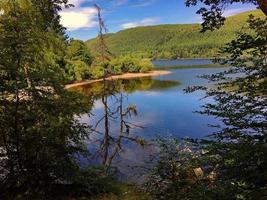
[[72, 77, 180, 96], [74, 66, 226, 179], [76, 77, 179, 174]]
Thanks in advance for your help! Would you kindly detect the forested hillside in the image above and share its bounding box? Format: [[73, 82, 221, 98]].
[[86, 10, 264, 59]]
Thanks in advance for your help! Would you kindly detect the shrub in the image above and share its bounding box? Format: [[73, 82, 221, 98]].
[[66, 40, 92, 65], [67, 60, 91, 81], [139, 59, 153, 72], [145, 139, 236, 200], [108, 55, 153, 74], [90, 66, 105, 79]]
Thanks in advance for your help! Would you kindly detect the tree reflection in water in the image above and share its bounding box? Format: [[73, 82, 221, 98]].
[[72, 77, 179, 175], [93, 79, 148, 174]]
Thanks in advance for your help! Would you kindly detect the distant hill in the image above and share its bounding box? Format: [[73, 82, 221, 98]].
[[86, 10, 265, 59]]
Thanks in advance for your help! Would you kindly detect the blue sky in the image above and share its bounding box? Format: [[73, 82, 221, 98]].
[[60, 0, 257, 40]]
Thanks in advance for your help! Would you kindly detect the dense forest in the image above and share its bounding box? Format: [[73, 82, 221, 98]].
[[0, 0, 266, 199], [86, 10, 264, 59]]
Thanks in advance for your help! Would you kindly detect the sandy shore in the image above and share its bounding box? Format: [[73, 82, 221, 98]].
[[65, 70, 171, 89]]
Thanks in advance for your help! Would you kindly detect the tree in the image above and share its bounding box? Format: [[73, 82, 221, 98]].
[[185, 0, 267, 31], [108, 55, 153, 74], [91, 3, 113, 72], [0, 0, 109, 198], [65, 40, 92, 81], [87, 5, 148, 174], [31, 0, 72, 36], [192, 15, 267, 199], [182, 2, 267, 199], [146, 1, 266, 199], [66, 40, 92, 65]]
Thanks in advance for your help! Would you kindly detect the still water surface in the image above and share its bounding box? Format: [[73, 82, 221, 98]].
[[76, 59, 227, 178]]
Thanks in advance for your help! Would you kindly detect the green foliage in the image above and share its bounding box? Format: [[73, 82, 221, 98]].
[[66, 60, 91, 81], [146, 14, 267, 200], [184, 15, 267, 199], [185, 0, 266, 31], [139, 59, 154, 72], [108, 56, 153, 74], [86, 10, 265, 59], [90, 66, 105, 79], [67, 167, 117, 197], [89, 56, 153, 80], [146, 139, 236, 200], [72, 78, 179, 98], [65, 39, 92, 82], [0, 0, 111, 199], [66, 40, 92, 65]]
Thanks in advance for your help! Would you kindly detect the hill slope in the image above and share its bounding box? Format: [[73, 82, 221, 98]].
[[86, 10, 265, 59]]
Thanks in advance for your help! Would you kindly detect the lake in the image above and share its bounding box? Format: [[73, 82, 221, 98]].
[[76, 59, 227, 179], [153, 58, 213, 67]]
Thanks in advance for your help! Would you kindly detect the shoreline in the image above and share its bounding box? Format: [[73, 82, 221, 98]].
[[65, 70, 171, 89]]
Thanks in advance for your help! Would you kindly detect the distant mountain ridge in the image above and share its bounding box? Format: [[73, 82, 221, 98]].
[[86, 10, 265, 59]]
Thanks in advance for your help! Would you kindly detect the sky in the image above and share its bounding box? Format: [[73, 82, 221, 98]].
[[60, 0, 257, 41]]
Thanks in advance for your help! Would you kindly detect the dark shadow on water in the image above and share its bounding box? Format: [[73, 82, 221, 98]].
[[71, 77, 180, 98]]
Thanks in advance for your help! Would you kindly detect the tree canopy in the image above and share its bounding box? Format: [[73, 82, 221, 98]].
[[185, 0, 267, 31], [86, 10, 264, 59], [0, 1, 111, 199], [146, 1, 267, 199]]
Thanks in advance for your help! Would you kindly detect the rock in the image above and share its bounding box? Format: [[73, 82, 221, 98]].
[[193, 167, 204, 177]]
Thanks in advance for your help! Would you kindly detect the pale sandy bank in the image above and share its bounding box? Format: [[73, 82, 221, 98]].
[[65, 70, 171, 89]]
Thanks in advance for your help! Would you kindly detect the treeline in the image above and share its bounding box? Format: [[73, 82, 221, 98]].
[[1, 0, 266, 199], [86, 10, 264, 59], [65, 40, 153, 82]]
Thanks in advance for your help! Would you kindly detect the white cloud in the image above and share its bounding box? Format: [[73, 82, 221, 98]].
[[60, 0, 98, 31], [130, 0, 155, 8], [60, 7, 98, 31], [223, 7, 256, 17], [121, 17, 160, 29], [60, 0, 159, 31]]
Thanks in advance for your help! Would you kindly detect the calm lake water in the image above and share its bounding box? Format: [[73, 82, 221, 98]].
[[153, 58, 213, 68], [76, 59, 227, 179]]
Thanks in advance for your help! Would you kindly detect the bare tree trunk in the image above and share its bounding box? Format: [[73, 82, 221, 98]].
[[94, 2, 112, 174], [258, 0, 267, 16], [94, 3, 112, 67], [105, 93, 124, 170], [101, 93, 109, 169]]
